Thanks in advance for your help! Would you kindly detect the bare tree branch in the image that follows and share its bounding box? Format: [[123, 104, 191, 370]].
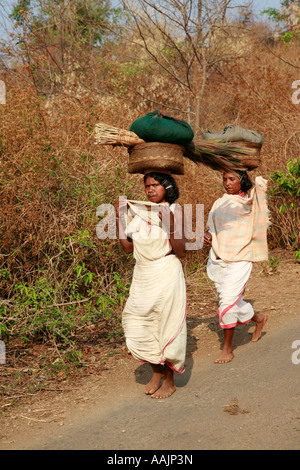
[[120, 0, 248, 128]]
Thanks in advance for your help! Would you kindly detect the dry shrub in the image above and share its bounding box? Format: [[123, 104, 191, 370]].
[[177, 34, 300, 249], [0, 76, 144, 351], [1, 29, 299, 359]]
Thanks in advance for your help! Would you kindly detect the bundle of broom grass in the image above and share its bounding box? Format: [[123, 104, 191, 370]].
[[94, 123, 252, 172], [183, 141, 248, 172], [95, 123, 145, 147]]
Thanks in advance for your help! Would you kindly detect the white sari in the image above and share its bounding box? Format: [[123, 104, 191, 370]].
[[207, 250, 253, 329], [122, 201, 187, 373], [206, 177, 270, 329]]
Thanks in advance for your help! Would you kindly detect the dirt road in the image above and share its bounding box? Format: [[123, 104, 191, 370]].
[[5, 314, 300, 451], [1, 255, 300, 451]]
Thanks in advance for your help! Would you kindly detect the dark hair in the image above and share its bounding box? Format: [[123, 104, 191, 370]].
[[235, 170, 253, 192], [143, 172, 179, 204]]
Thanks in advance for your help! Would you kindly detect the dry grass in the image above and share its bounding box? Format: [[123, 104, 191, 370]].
[[0, 30, 299, 396]]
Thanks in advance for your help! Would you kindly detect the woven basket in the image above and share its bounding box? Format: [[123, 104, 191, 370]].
[[128, 142, 185, 175], [229, 141, 262, 170]]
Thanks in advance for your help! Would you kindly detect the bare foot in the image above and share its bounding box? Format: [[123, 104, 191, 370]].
[[214, 350, 234, 364], [150, 380, 176, 399], [145, 374, 164, 395], [144, 365, 165, 395], [252, 314, 268, 342]]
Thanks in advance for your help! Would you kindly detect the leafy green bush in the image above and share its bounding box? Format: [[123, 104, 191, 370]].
[[268, 158, 300, 259]]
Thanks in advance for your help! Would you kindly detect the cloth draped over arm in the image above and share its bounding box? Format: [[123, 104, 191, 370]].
[[207, 176, 270, 262]]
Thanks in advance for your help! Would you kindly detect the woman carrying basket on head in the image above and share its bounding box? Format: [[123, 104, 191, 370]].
[[115, 172, 187, 399], [204, 170, 270, 364]]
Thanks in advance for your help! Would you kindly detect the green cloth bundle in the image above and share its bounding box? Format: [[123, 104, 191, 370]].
[[130, 110, 194, 145]]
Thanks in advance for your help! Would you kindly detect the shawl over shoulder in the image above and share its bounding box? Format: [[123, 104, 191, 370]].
[[207, 176, 270, 262]]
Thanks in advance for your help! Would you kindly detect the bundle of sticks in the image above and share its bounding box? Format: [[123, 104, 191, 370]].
[[95, 123, 145, 147], [94, 122, 253, 172]]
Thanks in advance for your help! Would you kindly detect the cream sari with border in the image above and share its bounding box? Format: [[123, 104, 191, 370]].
[[121, 201, 187, 373], [206, 177, 270, 329]]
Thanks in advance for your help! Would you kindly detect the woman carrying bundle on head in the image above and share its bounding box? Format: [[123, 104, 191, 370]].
[[115, 172, 187, 399], [203, 170, 270, 364]]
